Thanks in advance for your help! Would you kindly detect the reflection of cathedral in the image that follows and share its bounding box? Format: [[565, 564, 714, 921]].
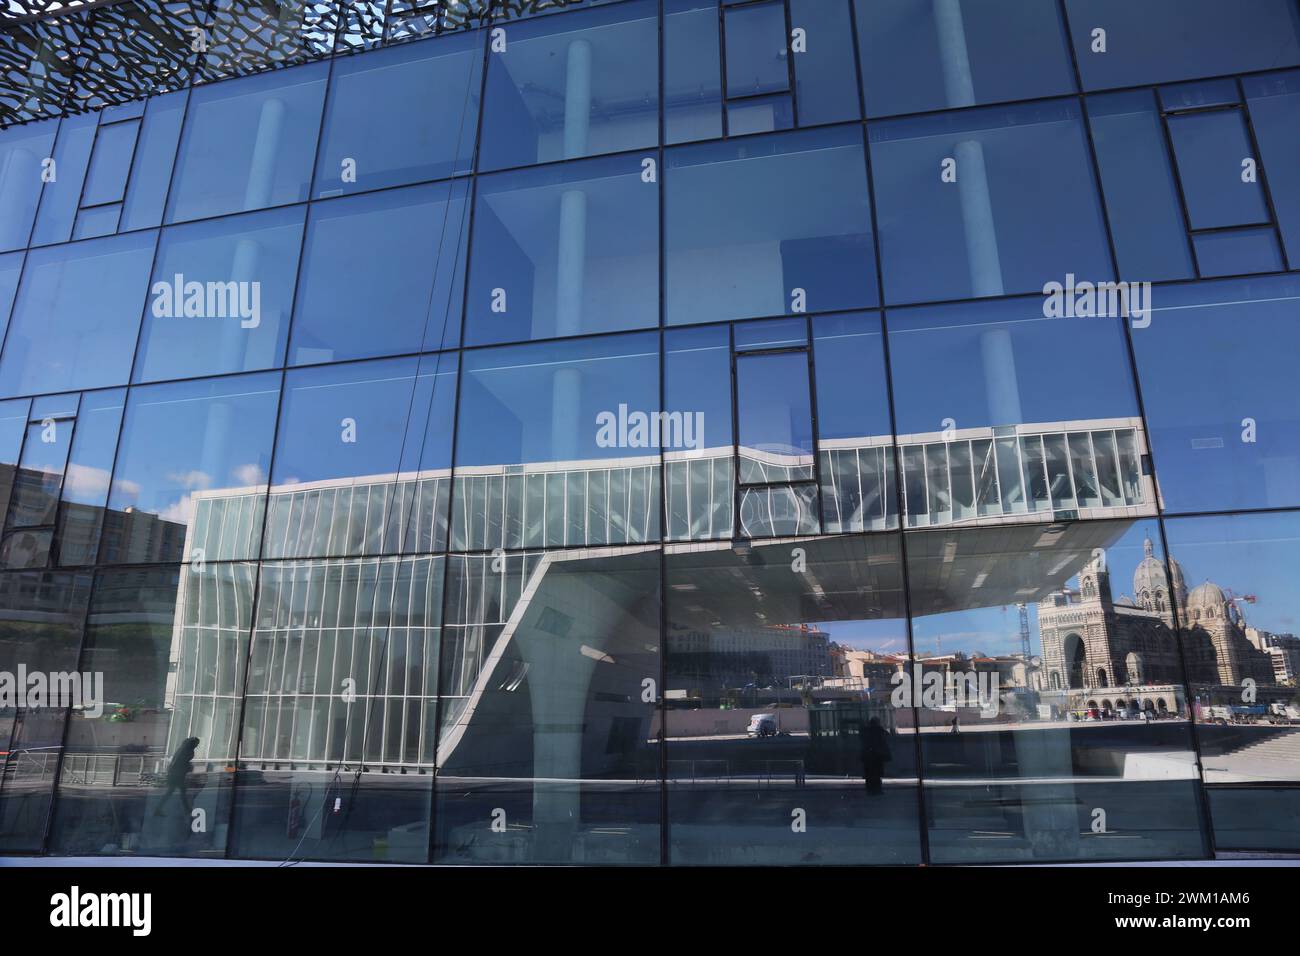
[[1039, 538, 1275, 696]]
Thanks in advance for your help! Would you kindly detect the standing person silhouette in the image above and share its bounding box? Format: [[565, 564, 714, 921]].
[[859, 718, 891, 795], [154, 737, 200, 817]]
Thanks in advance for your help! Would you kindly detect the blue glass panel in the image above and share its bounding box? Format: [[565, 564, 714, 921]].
[[272, 357, 430, 487], [737, 350, 814, 482], [1086, 90, 1194, 282], [267, 356, 446, 559], [1066, 0, 1300, 90], [1158, 78, 1239, 112], [0, 119, 58, 252], [0, 251, 22, 349], [314, 32, 480, 198], [0, 231, 158, 397], [56, 388, 125, 567], [789, 0, 859, 126], [101, 101, 145, 122], [871, 99, 1112, 304], [167, 62, 328, 224], [7, 419, 71, 527], [28, 113, 94, 249], [290, 181, 468, 364], [888, 295, 1140, 434], [734, 316, 806, 351], [134, 206, 306, 383], [664, 324, 732, 451], [667, 126, 877, 325], [456, 332, 659, 468], [479, 0, 658, 171], [106, 372, 280, 563], [1194, 228, 1284, 278], [464, 153, 657, 345], [725, 0, 789, 98], [813, 312, 891, 441], [0, 398, 28, 521], [726, 93, 793, 134], [663, 325, 733, 541], [28, 393, 78, 421], [1244, 70, 1300, 269], [119, 91, 187, 233], [856, 0, 1074, 117], [81, 119, 139, 207], [664, 0, 722, 145], [72, 204, 121, 240], [1130, 275, 1300, 512], [1168, 109, 1270, 230]]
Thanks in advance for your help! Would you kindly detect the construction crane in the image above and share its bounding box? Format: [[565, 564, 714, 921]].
[[1223, 588, 1258, 624], [1016, 602, 1032, 662]]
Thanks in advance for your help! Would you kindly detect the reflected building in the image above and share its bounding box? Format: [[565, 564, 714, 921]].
[[3, 0, 1300, 866], [1039, 538, 1277, 714]]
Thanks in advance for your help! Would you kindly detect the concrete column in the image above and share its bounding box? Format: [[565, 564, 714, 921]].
[[979, 326, 1021, 426], [933, 0, 976, 108], [562, 38, 593, 160], [551, 38, 594, 458], [243, 97, 285, 211], [955, 139, 1003, 298]]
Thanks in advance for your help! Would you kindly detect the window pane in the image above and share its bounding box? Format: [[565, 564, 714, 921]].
[[909, 521, 1205, 862], [106, 373, 280, 564], [465, 153, 657, 345], [664, 325, 733, 541], [315, 32, 480, 197], [1130, 275, 1300, 513], [135, 206, 305, 382], [119, 91, 187, 233], [887, 295, 1149, 527], [478, 0, 658, 171], [1245, 70, 1300, 270], [871, 99, 1112, 304], [814, 312, 896, 532], [267, 356, 442, 560], [454, 333, 660, 550], [231, 555, 440, 862], [167, 62, 327, 223], [1164, 512, 1300, 852], [665, 534, 920, 864], [725, 0, 789, 98], [290, 181, 468, 364], [0, 231, 157, 397], [1167, 109, 1270, 231], [856, 0, 1074, 117], [0, 252, 20, 349], [29, 113, 95, 249], [789, 0, 859, 126], [1065, 0, 1300, 90], [56, 388, 126, 568], [0, 570, 91, 852], [435, 547, 660, 864], [667, 126, 877, 325], [47, 564, 255, 859], [665, 0, 722, 145], [47, 567, 253, 858], [737, 351, 813, 484], [1193, 228, 1284, 278], [81, 119, 139, 207], [1086, 90, 1194, 283], [0, 118, 57, 252]]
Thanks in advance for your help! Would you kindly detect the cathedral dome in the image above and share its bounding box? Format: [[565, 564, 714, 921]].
[[1133, 537, 1185, 598], [1187, 581, 1227, 612]]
